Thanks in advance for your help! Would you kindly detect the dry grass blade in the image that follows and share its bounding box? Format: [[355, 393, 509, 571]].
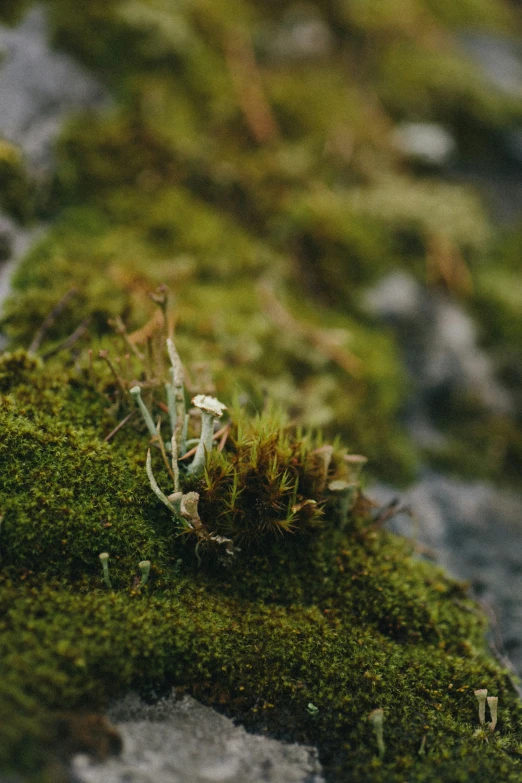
[[109, 316, 145, 360], [224, 27, 280, 145], [179, 424, 230, 461], [29, 287, 78, 353], [98, 350, 127, 395], [258, 280, 362, 376], [104, 410, 137, 442], [370, 498, 413, 529], [42, 317, 91, 359], [154, 417, 177, 485]]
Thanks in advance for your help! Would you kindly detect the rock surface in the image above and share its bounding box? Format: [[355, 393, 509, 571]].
[[72, 694, 324, 783], [366, 271, 513, 434], [0, 4, 106, 175], [371, 475, 522, 677], [0, 215, 38, 350], [0, 5, 107, 347], [367, 271, 522, 678]]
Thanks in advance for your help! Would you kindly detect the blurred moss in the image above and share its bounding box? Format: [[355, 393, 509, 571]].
[[1, 0, 520, 486], [0, 140, 37, 223], [0, 1, 33, 26]]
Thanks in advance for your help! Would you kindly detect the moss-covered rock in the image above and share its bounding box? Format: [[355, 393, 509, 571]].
[[2, 1, 522, 779], [0, 350, 521, 781]]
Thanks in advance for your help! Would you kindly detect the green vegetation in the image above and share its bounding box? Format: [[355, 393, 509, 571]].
[[2, 350, 522, 781], [0, 139, 36, 223], [1, 0, 521, 485], [2, 0, 522, 779]]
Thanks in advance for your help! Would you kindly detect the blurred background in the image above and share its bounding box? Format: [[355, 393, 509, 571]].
[[0, 0, 521, 668]]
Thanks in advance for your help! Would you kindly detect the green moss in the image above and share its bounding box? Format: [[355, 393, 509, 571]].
[[2, 575, 519, 781], [0, 350, 521, 780], [423, 0, 512, 30], [0, 0, 33, 26], [0, 140, 37, 223], [375, 40, 518, 129], [422, 390, 522, 487], [340, 0, 512, 35], [1, 0, 519, 487], [0, 362, 166, 583], [0, 200, 418, 482]]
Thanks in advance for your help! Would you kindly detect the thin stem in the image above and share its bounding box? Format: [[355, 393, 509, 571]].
[[171, 433, 180, 494], [187, 413, 213, 476], [42, 317, 91, 359], [99, 350, 127, 396], [108, 316, 144, 360], [130, 386, 158, 438], [104, 409, 137, 443], [165, 380, 177, 435], [146, 449, 178, 514], [138, 560, 151, 587], [99, 552, 112, 590], [29, 287, 77, 353]]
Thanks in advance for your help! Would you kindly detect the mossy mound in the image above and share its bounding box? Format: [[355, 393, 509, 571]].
[[1, 351, 522, 781]]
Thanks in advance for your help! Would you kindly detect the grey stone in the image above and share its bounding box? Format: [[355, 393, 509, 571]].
[[367, 269, 522, 677], [393, 123, 457, 168], [0, 215, 40, 349], [459, 32, 522, 98], [263, 5, 332, 62], [365, 271, 513, 449], [0, 5, 107, 345], [72, 694, 324, 783], [0, 4, 107, 176], [370, 474, 522, 674]]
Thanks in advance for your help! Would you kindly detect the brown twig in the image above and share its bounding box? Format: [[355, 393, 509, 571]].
[[224, 28, 280, 145], [178, 445, 198, 462], [148, 284, 171, 343], [258, 280, 362, 376], [108, 316, 145, 361], [217, 425, 230, 452], [42, 317, 91, 359], [153, 417, 177, 485], [412, 541, 437, 559], [29, 287, 78, 353], [104, 410, 137, 443], [370, 498, 413, 530], [98, 350, 127, 396], [426, 233, 473, 296], [179, 424, 230, 461], [127, 309, 164, 349], [87, 349, 94, 381]]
